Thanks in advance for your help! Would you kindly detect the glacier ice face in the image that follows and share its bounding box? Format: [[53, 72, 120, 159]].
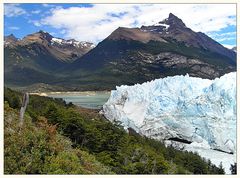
[[103, 73, 236, 154]]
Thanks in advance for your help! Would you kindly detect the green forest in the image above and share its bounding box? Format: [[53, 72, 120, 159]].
[[4, 87, 234, 174]]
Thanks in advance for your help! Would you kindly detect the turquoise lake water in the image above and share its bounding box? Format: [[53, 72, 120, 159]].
[[46, 91, 110, 109]]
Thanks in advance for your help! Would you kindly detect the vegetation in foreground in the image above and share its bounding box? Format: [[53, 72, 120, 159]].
[[4, 87, 231, 174]]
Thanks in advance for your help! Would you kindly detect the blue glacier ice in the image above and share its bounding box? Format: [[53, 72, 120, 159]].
[[103, 72, 236, 155]]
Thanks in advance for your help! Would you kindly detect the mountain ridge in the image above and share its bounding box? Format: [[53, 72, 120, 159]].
[[4, 13, 236, 91], [4, 30, 95, 62], [62, 13, 235, 90], [4, 31, 95, 87]]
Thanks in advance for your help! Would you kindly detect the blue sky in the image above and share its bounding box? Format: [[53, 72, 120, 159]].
[[4, 3, 236, 48], [4, 4, 93, 38]]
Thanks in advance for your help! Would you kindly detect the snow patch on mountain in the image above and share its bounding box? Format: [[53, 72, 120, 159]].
[[79, 41, 96, 48], [51, 37, 95, 49], [51, 37, 63, 44], [154, 23, 170, 30], [103, 72, 236, 172]]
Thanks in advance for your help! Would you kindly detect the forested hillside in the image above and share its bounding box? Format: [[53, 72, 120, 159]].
[[4, 88, 227, 174]]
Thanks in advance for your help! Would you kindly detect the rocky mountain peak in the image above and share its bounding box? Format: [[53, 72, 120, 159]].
[[158, 13, 186, 29], [21, 30, 53, 44], [4, 34, 18, 46], [5, 33, 18, 40], [36, 30, 53, 42], [231, 47, 236, 53], [140, 13, 187, 34], [4, 34, 18, 42], [5, 31, 96, 64]]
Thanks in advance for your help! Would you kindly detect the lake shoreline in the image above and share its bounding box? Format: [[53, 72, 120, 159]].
[[30, 91, 111, 109], [30, 90, 111, 97]]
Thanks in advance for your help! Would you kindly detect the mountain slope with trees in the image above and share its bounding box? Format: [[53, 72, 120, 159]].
[[4, 14, 236, 91], [61, 13, 236, 90], [4, 88, 227, 174]]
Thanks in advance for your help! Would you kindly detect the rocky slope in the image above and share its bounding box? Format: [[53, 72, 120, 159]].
[[4, 31, 95, 86], [4, 14, 236, 91], [65, 13, 236, 90], [5, 31, 95, 62], [231, 47, 236, 53], [140, 13, 235, 60], [4, 34, 19, 47]]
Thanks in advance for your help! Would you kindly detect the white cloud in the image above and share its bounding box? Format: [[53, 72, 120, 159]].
[[212, 37, 235, 42], [4, 4, 26, 17], [8, 26, 20, 30], [28, 19, 42, 27], [33, 21, 41, 27], [31, 10, 41, 14], [222, 44, 235, 49], [60, 29, 66, 34], [208, 32, 236, 37], [42, 4, 53, 8], [207, 31, 236, 42], [39, 4, 236, 43], [49, 32, 56, 36], [42, 4, 49, 7]]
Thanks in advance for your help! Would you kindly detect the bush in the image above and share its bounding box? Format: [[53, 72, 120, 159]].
[[4, 88, 227, 174], [4, 104, 112, 174]]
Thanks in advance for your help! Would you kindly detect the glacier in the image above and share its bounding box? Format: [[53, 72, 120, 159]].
[[103, 72, 236, 173]]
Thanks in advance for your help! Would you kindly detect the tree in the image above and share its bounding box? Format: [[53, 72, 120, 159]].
[[230, 163, 237, 174], [218, 162, 225, 174]]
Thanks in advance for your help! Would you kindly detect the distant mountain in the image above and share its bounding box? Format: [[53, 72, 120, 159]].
[[63, 13, 236, 90], [231, 47, 236, 53], [4, 34, 19, 47], [141, 13, 235, 59], [4, 31, 95, 86], [5, 30, 95, 63], [4, 14, 236, 91]]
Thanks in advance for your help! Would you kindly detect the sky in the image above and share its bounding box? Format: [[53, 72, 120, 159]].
[[4, 3, 237, 48]]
